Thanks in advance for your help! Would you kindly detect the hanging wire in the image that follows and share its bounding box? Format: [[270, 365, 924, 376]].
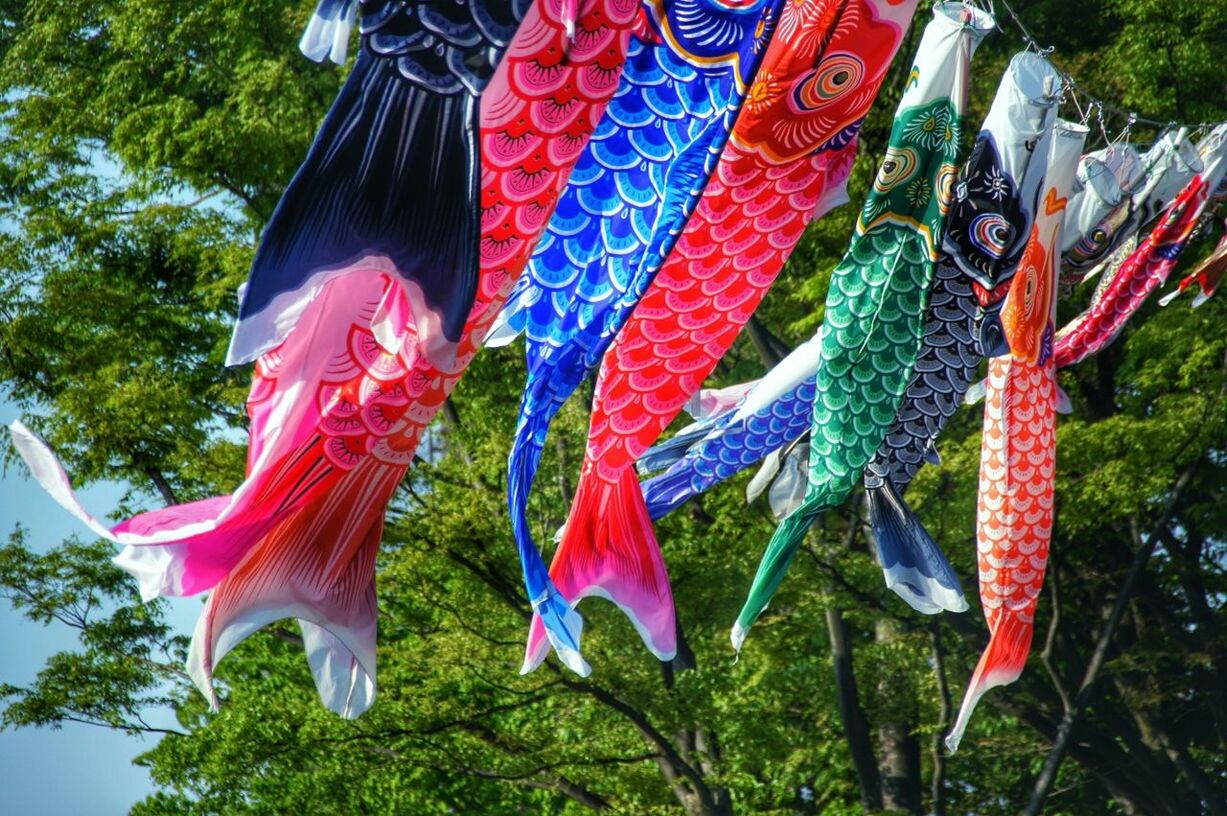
[[992, 0, 1227, 135]]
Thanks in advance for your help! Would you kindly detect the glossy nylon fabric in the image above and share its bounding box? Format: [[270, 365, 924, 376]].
[[489, 0, 787, 669], [522, 0, 925, 676], [945, 120, 1086, 753], [1063, 128, 1204, 288], [733, 3, 993, 649], [11, 0, 638, 717], [1057, 142, 1144, 283], [227, 0, 532, 370], [1055, 125, 1227, 367], [638, 53, 1062, 619], [860, 52, 1066, 616], [1161, 217, 1227, 308]]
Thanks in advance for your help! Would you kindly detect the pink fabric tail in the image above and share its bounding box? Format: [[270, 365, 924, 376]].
[[186, 458, 403, 718], [945, 613, 1035, 752], [10, 274, 417, 604], [522, 467, 676, 673]]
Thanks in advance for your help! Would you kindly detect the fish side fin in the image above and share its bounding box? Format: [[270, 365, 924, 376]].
[[1054, 384, 1074, 415], [964, 378, 987, 405], [945, 613, 1036, 752], [865, 480, 967, 615], [9, 421, 119, 544], [522, 467, 677, 674], [637, 416, 722, 475], [767, 447, 808, 520], [1157, 287, 1185, 307], [745, 448, 784, 507]]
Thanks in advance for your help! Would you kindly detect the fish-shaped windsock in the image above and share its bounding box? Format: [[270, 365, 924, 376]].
[[733, 2, 994, 651], [1058, 142, 1145, 280], [639, 331, 824, 520], [945, 119, 1087, 753], [640, 52, 1061, 565], [522, 0, 930, 676], [486, 0, 785, 675], [1160, 218, 1227, 308], [1055, 126, 1227, 368], [226, 0, 537, 370], [859, 52, 1068, 616], [1065, 128, 1204, 288], [11, 0, 638, 716]]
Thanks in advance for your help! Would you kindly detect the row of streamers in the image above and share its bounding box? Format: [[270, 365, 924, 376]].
[[1055, 127, 1227, 367], [12, 0, 1225, 729], [731, 1, 994, 651], [521, 0, 930, 674], [638, 48, 1068, 598], [636, 77, 1226, 750], [11, 0, 639, 716], [486, 0, 787, 676]]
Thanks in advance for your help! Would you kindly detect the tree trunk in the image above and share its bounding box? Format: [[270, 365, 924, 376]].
[[827, 606, 883, 811], [875, 619, 922, 815]]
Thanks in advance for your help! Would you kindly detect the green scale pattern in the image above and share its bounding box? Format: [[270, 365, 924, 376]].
[[736, 92, 964, 638]]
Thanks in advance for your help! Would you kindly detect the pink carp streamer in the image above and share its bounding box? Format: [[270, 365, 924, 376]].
[[11, 0, 637, 717], [1055, 126, 1227, 367], [522, 0, 923, 675], [946, 120, 1087, 752]]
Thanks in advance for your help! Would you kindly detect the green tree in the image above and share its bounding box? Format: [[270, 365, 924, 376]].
[[2, 1, 1226, 814]]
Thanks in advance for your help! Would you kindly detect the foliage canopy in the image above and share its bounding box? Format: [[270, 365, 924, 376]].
[[1, 1, 1226, 814]]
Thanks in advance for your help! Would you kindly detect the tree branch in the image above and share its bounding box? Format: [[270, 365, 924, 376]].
[[1025, 463, 1198, 815]]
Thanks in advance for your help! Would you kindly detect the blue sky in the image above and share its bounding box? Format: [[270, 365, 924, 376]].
[[1, 399, 201, 814]]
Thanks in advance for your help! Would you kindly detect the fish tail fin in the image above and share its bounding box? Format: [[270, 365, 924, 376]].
[[1158, 286, 1186, 307], [524, 467, 676, 673], [945, 613, 1035, 752], [299, 0, 358, 64], [508, 387, 587, 676], [228, 51, 479, 369], [733, 501, 819, 652], [187, 464, 399, 718], [865, 480, 968, 615]]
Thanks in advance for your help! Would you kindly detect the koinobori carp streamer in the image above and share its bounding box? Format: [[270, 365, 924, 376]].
[[523, 0, 931, 675], [488, 0, 786, 675], [733, 2, 994, 650], [946, 119, 1088, 752], [12, 0, 638, 716], [639, 52, 1064, 621]]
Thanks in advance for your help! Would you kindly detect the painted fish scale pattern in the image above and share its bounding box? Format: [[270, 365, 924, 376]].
[[527, 0, 922, 670], [504, 0, 781, 376], [1055, 176, 1209, 368], [738, 5, 1000, 640], [153, 0, 634, 710], [585, 143, 832, 484], [975, 355, 1054, 630], [642, 376, 816, 519], [806, 227, 935, 501], [863, 256, 980, 489], [803, 88, 966, 501], [501, 0, 784, 650]]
